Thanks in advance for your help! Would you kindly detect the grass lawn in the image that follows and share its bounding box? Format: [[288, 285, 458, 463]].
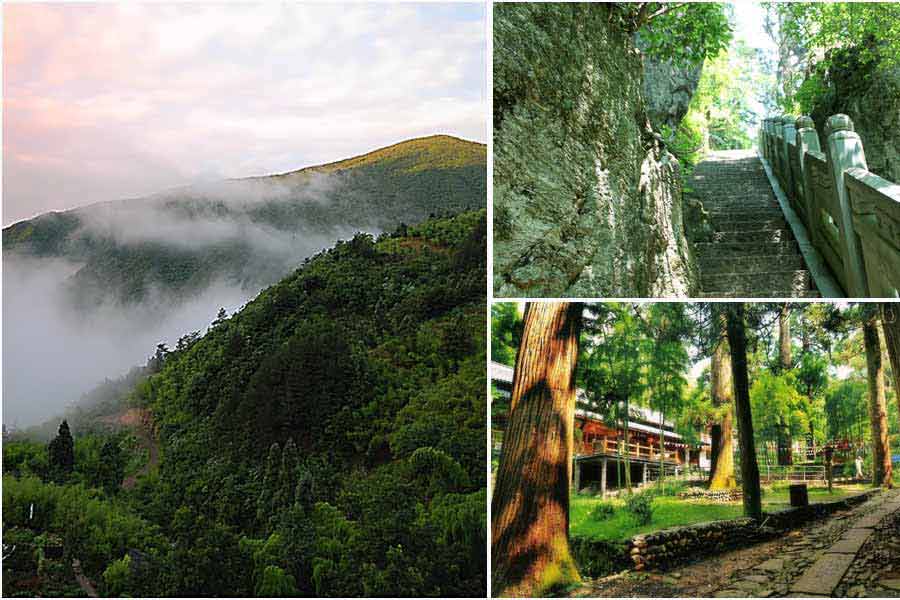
[[570, 483, 871, 542]]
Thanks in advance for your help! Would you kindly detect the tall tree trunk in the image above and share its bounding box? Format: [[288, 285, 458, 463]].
[[658, 407, 665, 487], [776, 416, 793, 466], [881, 303, 900, 421], [709, 424, 721, 482], [725, 303, 763, 521], [778, 304, 793, 465], [624, 400, 633, 493], [779, 303, 792, 370], [709, 316, 736, 490], [863, 316, 893, 488], [491, 302, 583, 597]]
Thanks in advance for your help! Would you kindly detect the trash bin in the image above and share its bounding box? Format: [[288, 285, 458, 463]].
[[789, 483, 809, 507]]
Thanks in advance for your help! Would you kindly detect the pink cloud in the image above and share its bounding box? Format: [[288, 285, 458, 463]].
[[2, 3, 486, 225]]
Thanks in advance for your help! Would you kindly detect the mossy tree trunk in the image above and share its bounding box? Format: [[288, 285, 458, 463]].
[[709, 319, 736, 490], [724, 303, 762, 521], [863, 314, 893, 488], [491, 302, 583, 597]]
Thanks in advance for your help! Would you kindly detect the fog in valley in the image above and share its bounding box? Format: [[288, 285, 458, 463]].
[[3, 175, 378, 428], [3, 258, 252, 427]]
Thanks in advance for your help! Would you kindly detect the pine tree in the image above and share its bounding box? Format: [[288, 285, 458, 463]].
[[48, 420, 75, 482]]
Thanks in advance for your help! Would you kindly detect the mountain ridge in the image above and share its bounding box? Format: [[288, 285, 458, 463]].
[[3, 134, 486, 308]]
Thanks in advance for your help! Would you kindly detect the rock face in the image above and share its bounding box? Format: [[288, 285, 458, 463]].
[[640, 39, 703, 134], [493, 3, 698, 297], [808, 50, 900, 183]]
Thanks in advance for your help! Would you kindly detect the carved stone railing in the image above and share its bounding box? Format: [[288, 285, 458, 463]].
[[759, 114, 900, 297]]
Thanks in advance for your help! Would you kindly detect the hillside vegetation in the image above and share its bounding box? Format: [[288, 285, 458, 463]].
[[3, 209, 487, 597]]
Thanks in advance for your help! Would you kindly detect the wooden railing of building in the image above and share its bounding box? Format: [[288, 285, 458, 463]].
[[759, 114, 900, 297], [579, 437, 682, 464]]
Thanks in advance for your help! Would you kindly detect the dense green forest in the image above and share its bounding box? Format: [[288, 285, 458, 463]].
[[3, 209, 487, 597], [3, 135, 486, 308], [493, 302, 900, 473]]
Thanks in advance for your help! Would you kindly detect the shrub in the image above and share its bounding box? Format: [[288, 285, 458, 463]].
[[625, 492, 653, 525], [102, 554, 132, 596], [570, 537, 629, 578], [589, 501, 616, 522]]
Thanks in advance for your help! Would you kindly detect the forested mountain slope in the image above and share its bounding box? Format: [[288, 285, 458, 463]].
[[3, 135, 485, 308], [3, 209, 487, 597]]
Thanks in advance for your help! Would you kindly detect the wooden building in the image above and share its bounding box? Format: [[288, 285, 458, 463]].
[[491, 361, 711, 494]]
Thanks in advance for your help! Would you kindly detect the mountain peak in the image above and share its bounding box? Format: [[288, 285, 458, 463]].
[[264, 134, 486, 182]]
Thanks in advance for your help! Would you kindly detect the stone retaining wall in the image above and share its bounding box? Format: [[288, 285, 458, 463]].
[[573, 489, 879, 576], [627, 490, 878, 571]]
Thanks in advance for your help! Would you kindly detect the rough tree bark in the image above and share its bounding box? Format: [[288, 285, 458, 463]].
[[709, 319, 736, 490], [725, 303, 763, 521], [777, 303, 793, 466], [779, 303, 792, 370], [491, 302, 583, 597], [863, 314, 893, 488], [881, 303, 900, 420]]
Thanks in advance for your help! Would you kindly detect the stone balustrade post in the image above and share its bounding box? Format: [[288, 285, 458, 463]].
[[773, 118, 785, 180], [824, 114, 870, 296], [766, 117, 777, 163], [794, 115, 821, 224], [781, 115, 797, 196]]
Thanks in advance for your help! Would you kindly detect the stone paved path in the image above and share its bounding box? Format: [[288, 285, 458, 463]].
[[689, 150, 820, 297], [834, 494, 900, 598], [714, 488, 900, 598]]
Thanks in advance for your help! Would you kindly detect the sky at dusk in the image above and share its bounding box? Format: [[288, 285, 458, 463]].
[[2, 3, 487, 226]]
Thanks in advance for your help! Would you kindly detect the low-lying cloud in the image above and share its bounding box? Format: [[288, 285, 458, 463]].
[[2, 256, 251, 427], [3, 194, 377, 427], [76, 173, 345, 255]]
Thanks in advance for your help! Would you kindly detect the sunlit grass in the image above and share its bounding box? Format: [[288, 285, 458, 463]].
[[570, 483, 870, 542]]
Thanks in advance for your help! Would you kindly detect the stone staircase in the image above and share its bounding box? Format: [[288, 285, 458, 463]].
[[689, 149, 820, 297]]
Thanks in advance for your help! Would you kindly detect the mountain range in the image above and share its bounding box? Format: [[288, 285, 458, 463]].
[[3, 134, 486, 310]]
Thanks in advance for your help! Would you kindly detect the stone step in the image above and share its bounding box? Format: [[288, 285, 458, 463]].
[[712, 219, 789, 232], [697, 289, 822, 298], [710, 229, 795, 244], [701, 269, 813, 292], [703, 200, 781, 210], [706, 210, 786, 221], [693, 240, 801, 256], [693, 186, 774, 193], [699, 254, 807, 274], [690, 152, 818, 296]]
